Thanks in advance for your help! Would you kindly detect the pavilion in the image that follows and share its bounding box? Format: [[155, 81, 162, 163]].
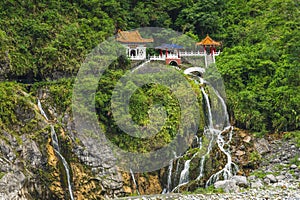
[[116, 30, 153, 60], [196, 34, 221, 55]]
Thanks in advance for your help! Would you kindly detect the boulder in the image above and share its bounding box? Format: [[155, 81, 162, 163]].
[[290, 164, 297, 169], [0, 139, 16, 161], [22, 139, 43, 168], [243, 136, 251, 143], [251, 180, 263, 188], [254, 138, 270, 155], [231, 176, 248, 187], [235, 150, 245, 156], [265, 174, 277, 183], [247, 175, 256, 181], [214, 180, 239, 193], [0, 171, 26, 199], [263, 177, 271, 185], [276, 175, 285, 181]]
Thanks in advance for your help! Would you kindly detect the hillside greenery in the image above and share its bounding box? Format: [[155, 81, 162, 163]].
[[0, 0, 299, 134]]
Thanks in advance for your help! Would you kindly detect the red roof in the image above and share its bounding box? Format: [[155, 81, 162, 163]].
[[116, 30, 154, 43], [196, 35, 221, 46]]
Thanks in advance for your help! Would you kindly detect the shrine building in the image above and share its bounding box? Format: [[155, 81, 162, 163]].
[[116, 30, 153, 60]]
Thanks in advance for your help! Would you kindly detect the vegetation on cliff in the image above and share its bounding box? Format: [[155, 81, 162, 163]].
[[0, 0, 299, 198], [1, 0, 298, 134]]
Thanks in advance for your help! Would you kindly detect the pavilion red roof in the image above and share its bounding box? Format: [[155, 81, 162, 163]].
[[196, 35, 221, 46]]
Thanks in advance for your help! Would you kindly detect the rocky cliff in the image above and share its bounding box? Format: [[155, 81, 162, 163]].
[[1, 81, 298, 199]]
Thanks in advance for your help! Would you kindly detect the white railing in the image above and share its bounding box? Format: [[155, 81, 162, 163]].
[[149, 55, 166, 61], [179, 51, 206, 57], [179, 50, 221, 57], [144, 51, 221, 62], [129, 51, 221, 61], [166, 53, 179, 59], [149, 54, 180, 61]]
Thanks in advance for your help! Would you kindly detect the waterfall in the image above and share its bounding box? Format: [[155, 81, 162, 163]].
[[197, 132, 215, 180], [172, 152, 198, 192], [130, 169, 140, 195], [174, 156, 181, 181], [195, 78, 218, 181], [178, 67, 237, 188], [199, 137, 202, 149], [205, 126, 238, 187], [199, 78, 213, 128], [37, 100, 74, 200], [210, 85, 230, 127], [198, 81, 238, 186], [166, 159, 173, 192], [37, 100, 49, 121], [178, 158, 193, 185]]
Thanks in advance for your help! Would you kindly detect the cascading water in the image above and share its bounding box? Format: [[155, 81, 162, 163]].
[[198, 137, 202, 149], [205, 126, 238, 187], [196, 77, 237, 185], [172, 152, 198, 192], [179, 159, 191, 185], [166, 158, 173, 192], [197, 131, 215, 181], [174, 156, 181, 180], [167, 66, 237, 192], [37, 100, 74, 200], [130, 169, 140, 195], [129, 60, 236, 193]]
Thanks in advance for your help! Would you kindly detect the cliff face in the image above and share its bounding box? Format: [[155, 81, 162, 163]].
[[0, 82, 125, 199], [0, 81, 260, 199]]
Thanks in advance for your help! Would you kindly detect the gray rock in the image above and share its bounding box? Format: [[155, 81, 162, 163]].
[[0, 139, 16, 161], [276, 175, 286, 181], [231, 175, 248, 187], [0, 171, 26, 199], [248, 175, 256, 181], [282, 156, 288, 161], [295, 194, 300, 199], [22, 139, 43, 168], [285, 173, 294, 180], [214, 180, 239, 193], [251, 180, 263, 188], [294, 172, 300, 179], [290, 164, 297, 169], [265, 174, 277, 183], [254, 138, 270, 155], [263, 177, 271, 185]]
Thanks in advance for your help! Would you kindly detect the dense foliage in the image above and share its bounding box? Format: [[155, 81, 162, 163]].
[[0, 0, 299, 133], [217, 0, 300, 132]]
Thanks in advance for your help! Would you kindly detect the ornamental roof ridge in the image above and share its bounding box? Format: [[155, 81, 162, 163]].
[[196, 34, 221, 46]]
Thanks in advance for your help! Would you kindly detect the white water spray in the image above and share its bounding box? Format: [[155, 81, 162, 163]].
[[167, 159, 173, 192], [130, 169, 140, 195], [181, 68, 237, 187], [37, 100, 74, 200]]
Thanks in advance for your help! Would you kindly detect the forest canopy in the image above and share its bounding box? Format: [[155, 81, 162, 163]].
[[0, 0, 299, 133]]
